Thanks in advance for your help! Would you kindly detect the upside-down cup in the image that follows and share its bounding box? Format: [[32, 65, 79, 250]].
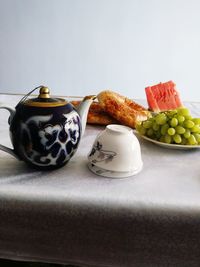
[[88, 124, 143, 178]]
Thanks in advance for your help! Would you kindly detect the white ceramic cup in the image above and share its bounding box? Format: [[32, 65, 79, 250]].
[[88, 124, 143, 177]]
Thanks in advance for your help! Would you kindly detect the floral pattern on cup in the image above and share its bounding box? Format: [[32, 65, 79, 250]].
[[88, 141, 117, 164]]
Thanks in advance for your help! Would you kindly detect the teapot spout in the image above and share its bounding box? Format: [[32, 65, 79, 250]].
[[76, 95, 96, 136]]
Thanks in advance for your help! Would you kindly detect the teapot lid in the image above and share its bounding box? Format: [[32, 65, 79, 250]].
[[20, 86, 67, 107]]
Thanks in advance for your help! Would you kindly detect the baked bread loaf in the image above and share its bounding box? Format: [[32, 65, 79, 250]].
[[97, 90, 150, 128], [71, 100, 118, 125]]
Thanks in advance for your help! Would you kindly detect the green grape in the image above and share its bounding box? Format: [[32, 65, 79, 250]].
[[181, 137, 187, 145], [177, 115, 185, 124], [191, 125, 200, 133], [147, 128, 154, 137], [177, 107, 190, 116], [170, 117, 178, 127], [195, 135, 200, 144], [140, 128, 147, 135], [183, 129, 191, 139], [164, 134, 172, 144], [161, 124, 169, 135], [193, 118, 200, 125], [184, 120, 195, 129], [168, 127, 176, 136], [136, 124, 146, 135], [175, 125, 185, 134], [184, 115, 192, 120], [159, 136, 165, 143], [165, 110, 177, 118], [173, 134, 182, 144], [193, 133, 200, 143], [155, 113, 167, 125], [188, 134, 197, 145], [143, 120, 153, 129], [152, 122, 160, 131], [155, 131, 161, 139]]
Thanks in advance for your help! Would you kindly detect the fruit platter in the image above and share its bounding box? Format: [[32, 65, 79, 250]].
[[136, 108, 200, 149], [72, 80, 200, 149], [136, 81, 200, 148]]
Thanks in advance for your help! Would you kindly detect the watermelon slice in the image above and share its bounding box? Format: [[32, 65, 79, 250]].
[[145, 81, 183, 112]]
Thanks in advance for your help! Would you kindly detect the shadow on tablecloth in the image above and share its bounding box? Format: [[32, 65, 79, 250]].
[[0, 259, 80, 267]]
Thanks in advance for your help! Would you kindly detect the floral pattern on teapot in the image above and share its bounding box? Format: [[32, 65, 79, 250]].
[[18, 110, 81, 167], [10, 104, 82, 169]]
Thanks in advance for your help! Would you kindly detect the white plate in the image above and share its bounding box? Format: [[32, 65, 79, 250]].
[[88, 162, 142, 178], [139, 135, 200, 150]]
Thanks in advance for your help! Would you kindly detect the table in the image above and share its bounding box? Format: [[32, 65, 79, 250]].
[[0, 94, 200, 267]]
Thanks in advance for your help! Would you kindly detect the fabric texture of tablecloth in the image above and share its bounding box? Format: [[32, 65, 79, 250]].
[[0, 94, 200, 267]]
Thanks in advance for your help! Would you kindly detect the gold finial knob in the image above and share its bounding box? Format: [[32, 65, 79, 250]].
[[39, 86, 50, 99]]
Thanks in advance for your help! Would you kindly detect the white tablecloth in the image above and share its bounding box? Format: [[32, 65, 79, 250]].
[[0, 94, 200, 267]]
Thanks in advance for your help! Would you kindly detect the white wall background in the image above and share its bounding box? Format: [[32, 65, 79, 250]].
[[0, 0, 200, 101]]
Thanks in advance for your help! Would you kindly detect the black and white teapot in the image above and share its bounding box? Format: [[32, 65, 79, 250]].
[[0, 86, 95, 169]]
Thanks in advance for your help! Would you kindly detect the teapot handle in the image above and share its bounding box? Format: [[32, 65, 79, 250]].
[[0, 106, 19, 159]]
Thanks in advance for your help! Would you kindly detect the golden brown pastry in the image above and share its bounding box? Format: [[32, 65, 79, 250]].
[[71, 100, 118, 125], [97, 90, 150, 128]]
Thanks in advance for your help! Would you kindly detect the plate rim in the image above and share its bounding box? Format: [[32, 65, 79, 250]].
[[138, 134, 200, 149]]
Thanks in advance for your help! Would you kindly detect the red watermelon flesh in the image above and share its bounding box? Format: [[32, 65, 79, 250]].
[[145, 81, 183, 112]]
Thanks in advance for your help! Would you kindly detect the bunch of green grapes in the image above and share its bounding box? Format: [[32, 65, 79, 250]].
[[136, 107, 200, 145]]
